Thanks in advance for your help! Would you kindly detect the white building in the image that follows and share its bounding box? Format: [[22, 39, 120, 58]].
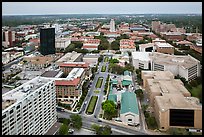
[[2, 76, 57, 135], [55, 37, 71, 50], [132, 52, 151, 70], [120, 92, 140, 126], [150, 52, 201, 81], [110, 19, 116, 32]]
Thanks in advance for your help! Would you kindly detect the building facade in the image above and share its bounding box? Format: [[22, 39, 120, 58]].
[[39, 28, 55, 55], [2, 77, 57, 135]]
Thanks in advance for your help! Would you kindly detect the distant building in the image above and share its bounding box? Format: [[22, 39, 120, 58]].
[[120, 39, 136, 52], [55, 37, 71, 50], [160, 32, 184, 41], [154, 42, 174, 55], [82, 39, 100, 51], [39, 28, 55, 55], [56, 52, 83, 65], [2, 76, 57, 135], [2, 30, 16, 48], [110, 19, 116, 32], [83, 53, 100, 65]]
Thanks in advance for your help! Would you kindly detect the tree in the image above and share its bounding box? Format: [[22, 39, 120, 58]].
[[59, 123, 69, 135], [91, 124, 100, 134], [102, 100, 116, 116], [98, 125, 112, 135], [70, 114, 82, 130], [135, 89, 144, 101], [98, 55, 103, 62], [111, 41, 120, 50], [109, 58, 119, 64]]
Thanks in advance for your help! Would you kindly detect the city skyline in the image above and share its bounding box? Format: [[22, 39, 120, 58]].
[[2, 2, 202, 15]]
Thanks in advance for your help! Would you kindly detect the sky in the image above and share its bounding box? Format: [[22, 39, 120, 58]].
[[2, 2, 202, 15]]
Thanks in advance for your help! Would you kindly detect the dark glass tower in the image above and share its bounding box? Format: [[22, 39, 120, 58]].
[[39, 28, 55, 55]]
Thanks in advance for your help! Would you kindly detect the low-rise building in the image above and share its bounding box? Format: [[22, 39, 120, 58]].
[[59, 62, 90, 78], [150, 52, 201, 81], [55, 68, 85, 104], [56, 51, 83, 65], [82, 39, 100, 51], [120, 39, 136, 52], [55, 37, 71, 50], [143, 72, 202, 131], [83, 53, 100, 65], [132, 51, 151, 70], [154, 42, 174, 54], [160, 32, 184, 41]]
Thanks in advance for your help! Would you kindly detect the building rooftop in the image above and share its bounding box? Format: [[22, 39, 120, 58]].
[[55, 78, 80, 86], [155, 42, 174, 48], [141, 71, 174, 80], [132, 51, 151, 61], [147, 79, 191, 97], [66, 68, 84, 80], [120, 91, 139, 114], [56, 52, 82, 63], [41, 70, 60, 77], [108, 94, 117, 103], [155, 95, 202, 112], [150, 52, 200, 69], [83, 53, 100, 58], [2, 76, 53, 111], [59, 62, 88, 68]]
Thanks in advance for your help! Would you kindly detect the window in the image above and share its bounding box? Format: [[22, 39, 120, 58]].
[[128, 119, 132, 121]]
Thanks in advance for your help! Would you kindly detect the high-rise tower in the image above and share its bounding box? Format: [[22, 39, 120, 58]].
[[39, 28, 55, 55], [110, 19, 116, 32]]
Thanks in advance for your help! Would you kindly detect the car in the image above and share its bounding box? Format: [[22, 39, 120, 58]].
[[94, 115, 96, 118], [98, 119, 102, 122], [68, 129, 74, 134], [84, 101, 87, 104]]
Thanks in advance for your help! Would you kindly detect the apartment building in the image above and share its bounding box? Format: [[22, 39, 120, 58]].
[[2, 76, 57, 135], [120, 39, 136, 52]]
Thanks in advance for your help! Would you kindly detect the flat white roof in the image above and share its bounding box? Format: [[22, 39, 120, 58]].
[[132, 51, 151, 61], [155, 42, 174, 48], [66, 68, 84, 80]]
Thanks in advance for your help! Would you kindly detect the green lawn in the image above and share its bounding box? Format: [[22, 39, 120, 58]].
[[94, 90, 100, 94], [95, 77, 103, 88], [104, 57, 109, 62], [101, 66, 106, 72], [86, 96, 98, 114]]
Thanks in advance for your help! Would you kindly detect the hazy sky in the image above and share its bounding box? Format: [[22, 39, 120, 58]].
[[2, 2, 202, 15]]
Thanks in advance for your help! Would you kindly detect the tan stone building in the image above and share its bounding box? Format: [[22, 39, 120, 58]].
[[142, 71, 202, 131]]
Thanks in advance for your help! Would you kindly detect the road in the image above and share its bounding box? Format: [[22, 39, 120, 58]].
[[57, 111, 147, 135], [81, 56, 110, 118]]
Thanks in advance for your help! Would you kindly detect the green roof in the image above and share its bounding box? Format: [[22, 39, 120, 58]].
[[109, 83, 113, 94], [122, 80, 132, 86], [124, 70, 130, 76], [120, 92, 139, 114], [108, 94, 117, 103], [111, 79, 118, 85]]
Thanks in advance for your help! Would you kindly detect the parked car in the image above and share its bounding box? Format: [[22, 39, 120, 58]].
[[98, 119, 102, 122], [68, 129, 74, 134]]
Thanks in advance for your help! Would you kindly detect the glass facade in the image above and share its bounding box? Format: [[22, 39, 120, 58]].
[[40, 28, 55, 55]]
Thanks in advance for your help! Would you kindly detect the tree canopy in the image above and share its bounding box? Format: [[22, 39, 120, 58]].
[[70, 114, 82, 130]]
